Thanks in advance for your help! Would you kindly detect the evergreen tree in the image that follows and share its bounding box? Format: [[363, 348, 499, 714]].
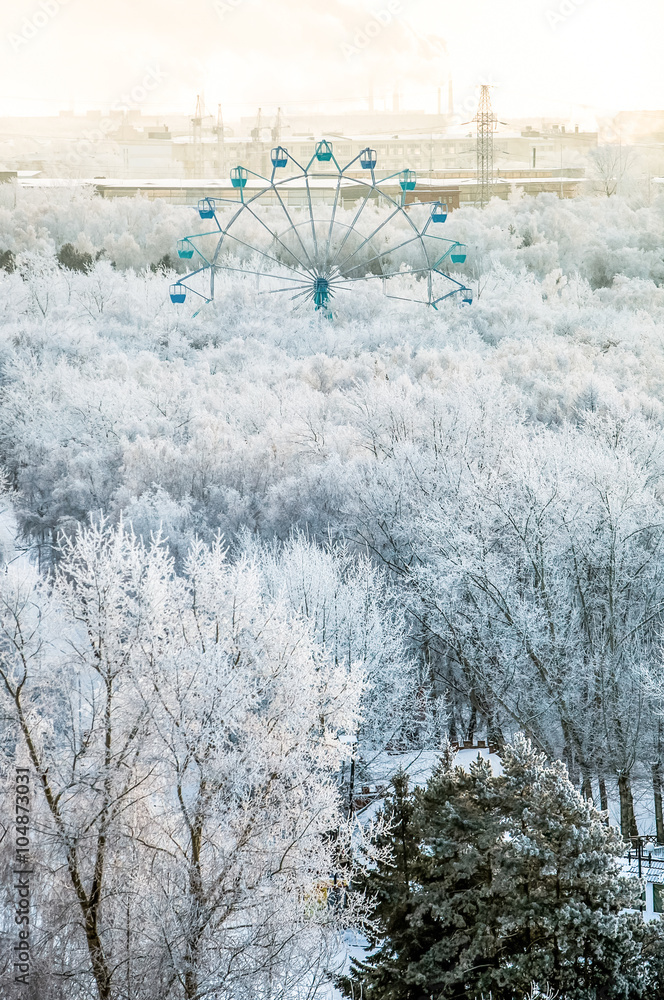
[[56, 242, 93, 272], [408, 751, 505, 999], [348, 736, 659, 1000], [0, 248, 15, 272], [490, 737, 646, 998], [348, 770, 424, 1000]]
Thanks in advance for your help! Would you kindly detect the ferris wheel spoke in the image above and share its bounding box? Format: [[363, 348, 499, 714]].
[[209, 203, 252, 267], [304, 176, 319, 260], [271, 187, 317, 272], [328, 283, 367, 294], [337, 235, 426, 279], [216, 264, 314, 283], [290, 287, 315, 303], [259, 282, 314, 295], [214, 233, 312, 282], [329, 276, 382, 288], [240, 204, 316, 277], [333, 206, 404, 274], [323, 174, 343, 272], [330, 269, 430, 291], [327, 185, 375, 269], [338, 263, 432, 282]]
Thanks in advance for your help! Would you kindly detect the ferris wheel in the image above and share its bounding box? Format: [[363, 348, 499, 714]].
[[169, 141, 472, 315]]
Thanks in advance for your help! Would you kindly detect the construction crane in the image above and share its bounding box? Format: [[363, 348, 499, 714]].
[[250, 107, 263, 142], [475, 85, 496, 207], [214, 104, 226, 177], [271, 107, 283, 144], [191, 94, 213, 178]]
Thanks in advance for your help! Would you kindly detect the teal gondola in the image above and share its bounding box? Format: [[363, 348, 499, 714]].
[[360, 148, 377, 170], [271, 146, 288, 168], [431, 201, 448, 223], [198, 198, 216, 219], [231, 167, 248, 188], [399, 169, 417, 191], [315, 141, 333, 162]]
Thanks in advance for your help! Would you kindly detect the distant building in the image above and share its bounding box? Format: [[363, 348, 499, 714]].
[[17, 166, 586, 207], [624, 847, 664, 921], [172, 128, 595, 181], [0, 108, 595, 198]]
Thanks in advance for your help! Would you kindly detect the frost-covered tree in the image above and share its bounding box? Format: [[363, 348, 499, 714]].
[[253, 534, 436, 757], [345, 396, 664, 836], [588, 145, 639, 198], [138, 537, 363, 1000], [0, 520, 170, 1000], [0, 522, 365, 1000]]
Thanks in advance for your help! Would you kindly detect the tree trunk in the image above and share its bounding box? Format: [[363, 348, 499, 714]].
[[581, 772, 593, 803], [617, 771, 639, 844], [448, 713, 458, 745], [348, 753, 355, 815], [564, 744, 580, 786], [17, 696, 114, 1000], [653, 764, 664, 845], [487, 713, 504, 750], [86, 921, 112, 1000], [598, 774, 609, 820], [466, 704, 477, 744], [181, 784, 208, 1000], [184, 964, 198, 1000], [125, 895, 133, 1000]]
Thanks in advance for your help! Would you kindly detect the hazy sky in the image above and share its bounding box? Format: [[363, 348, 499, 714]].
[[0, 0, 662, 122]]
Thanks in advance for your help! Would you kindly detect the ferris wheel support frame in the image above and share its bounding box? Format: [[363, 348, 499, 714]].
[[170, 141, 472, 315]]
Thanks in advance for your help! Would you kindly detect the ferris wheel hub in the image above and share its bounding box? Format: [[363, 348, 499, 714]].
[[314, 276, 331, 309]]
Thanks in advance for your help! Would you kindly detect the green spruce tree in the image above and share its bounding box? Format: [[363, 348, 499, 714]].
[[490, 736, 646, 998], [348, 736, 660, 1000], [407, 750, 505, 999], [348, 770, 424, 1000]]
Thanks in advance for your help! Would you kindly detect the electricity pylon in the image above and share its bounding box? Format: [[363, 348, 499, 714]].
[[475, 85, 496, 207]]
